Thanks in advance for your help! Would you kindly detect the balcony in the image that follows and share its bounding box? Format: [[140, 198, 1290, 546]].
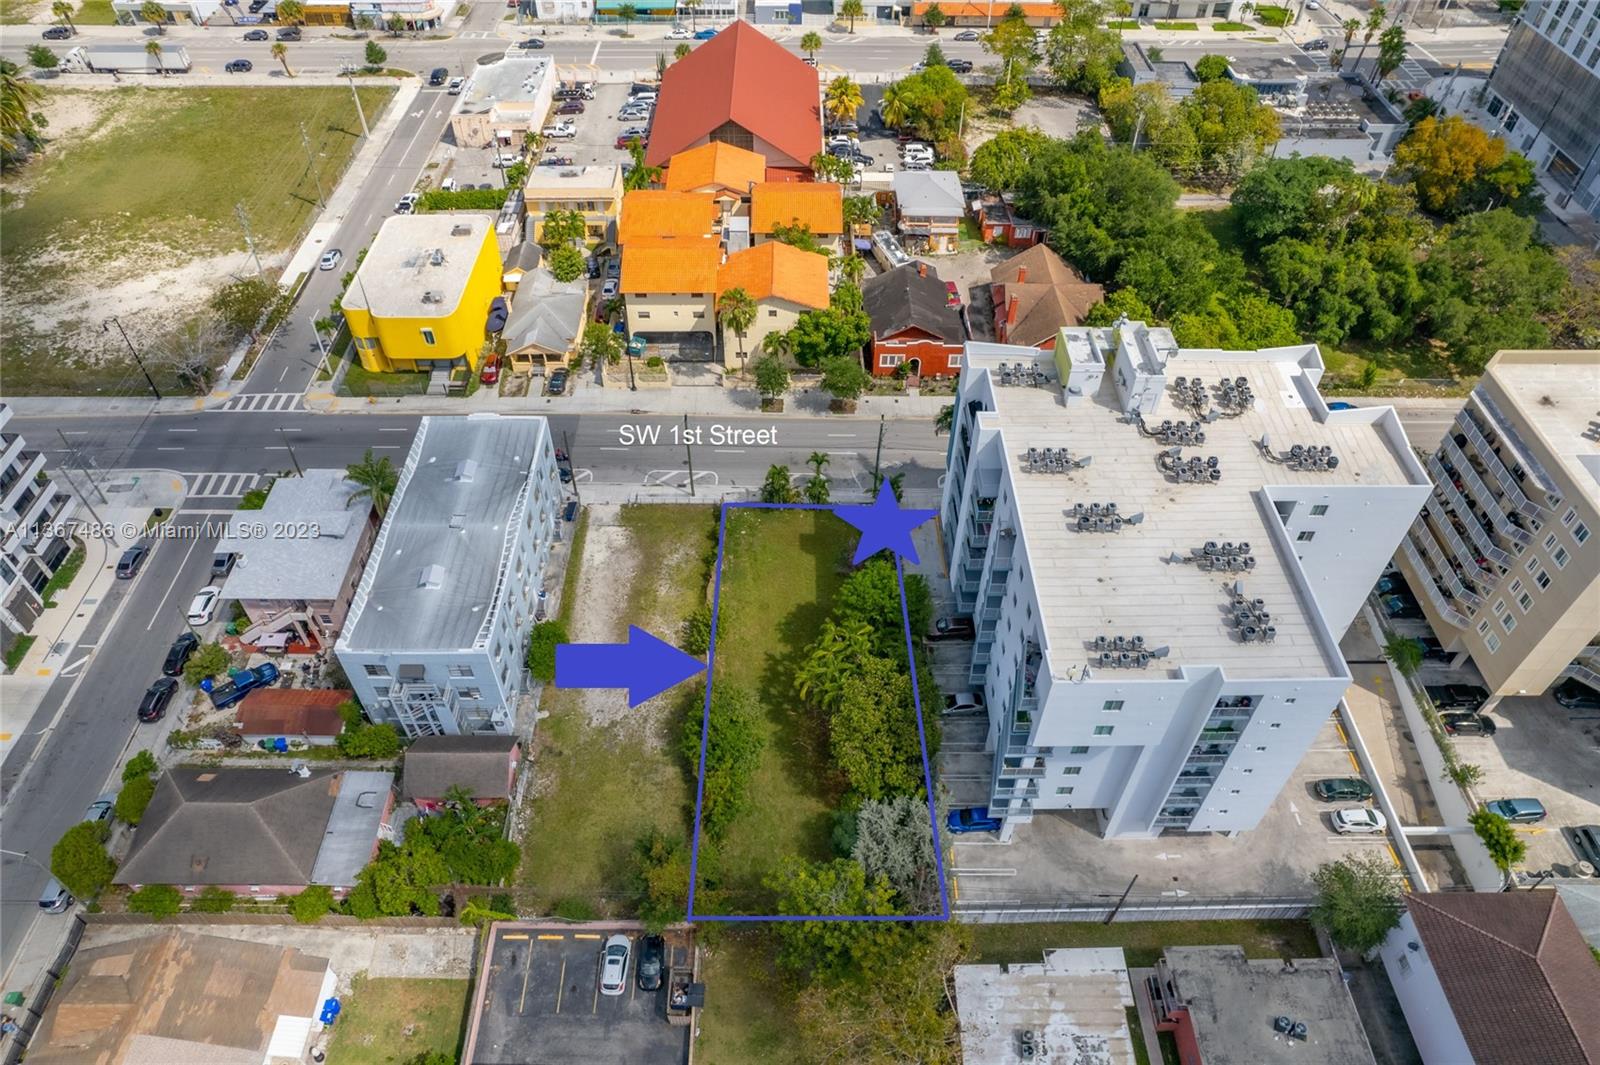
[[1400, 537, 1472, 629], [1184, 752, 1230, 766], [1432, 454, 1525, 561], [1411, 519, 1484, 612], [1454, 411, 1545, 518], [1196, 727, 1241, 743], [1430, 484, 1512, 570], [1436, 440, 1531, 549]]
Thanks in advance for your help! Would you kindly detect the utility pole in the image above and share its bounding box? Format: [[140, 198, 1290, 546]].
[[309, 316, 331, 379], [562, 430, 582, 507], [234, 202, 264, 278], [343, 70, 370, 138], [683, 414, 696, 499], [276, 427, 304, 477], [299, 122, 327, 209], [102, 316, 161, 400], [871, 414, 886, 495], [55, 430, 112, 531]]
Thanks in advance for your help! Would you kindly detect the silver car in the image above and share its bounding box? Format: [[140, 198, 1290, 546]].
[[599, 934, 630, 996]]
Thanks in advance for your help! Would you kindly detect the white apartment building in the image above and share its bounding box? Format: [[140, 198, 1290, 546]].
[[939, 325, 1430, 840], [1485, 0, 1600, 217], [1, 403, 79, 642], [1394, 350, 1600, 703], [336, 415, 561, 737]]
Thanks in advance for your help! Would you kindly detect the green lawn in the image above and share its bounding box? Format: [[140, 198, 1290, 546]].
[[75, 0, 117, 22], [696, 930, 810, 1065], [1154, 20, 1199, 30], [3, 634, 37, 674], [968, 919, 1321, 969], [1107, 19, 1138, 28], [340, 359, 430, 397], [517, 505, 713, 912], [707, 509, 858, 910], [1214, 20, 1251, 31], [39, 541, 85, 608], [326, 977, 470, 1065]]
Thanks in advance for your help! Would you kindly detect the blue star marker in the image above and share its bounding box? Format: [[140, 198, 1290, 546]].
[[834, 480, 938, 565]]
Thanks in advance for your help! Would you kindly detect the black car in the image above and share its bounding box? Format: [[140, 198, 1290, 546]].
[[138, 677, 179, 723], [162, 632, 200, 677], [928, 616, 975, 642], [429, 67, 448, 86], [1566, 824, 1600, 867], [947, 58, 973, 73], [1440, 712, 1496, 737], [636, 934, 664, 991], [556, 100, 585, 115], [1425, 684, 1490, 712], [116, 544, 149, 579], [243, 27, 269, 39], [546, 369, 569, 396], [276, 26, 300, 40], [1554, 679, 1600, 711], [247, 0, 267, 9], [517, 37, 545, 49], [225, 59, 253, 73], [43, 25, 71, 39]]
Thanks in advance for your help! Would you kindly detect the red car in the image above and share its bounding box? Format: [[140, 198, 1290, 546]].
[[945, 281, 961, 307], [480, 355, 500, 386], [616, 134, 647, 150]]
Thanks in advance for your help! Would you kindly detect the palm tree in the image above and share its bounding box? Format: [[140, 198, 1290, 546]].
[[145, 39, 165, 75], [934, 403, 954, 434], [1351, 2, 1385, 77], [276, 0, 305, 23], [1339, 17, 1360, 62], [617, 2, 638, 34], [839, 0, 864, 33], [800, 30, 823, 61], [139, 0, 166, 33], [271, 41, 292, 77], [0, 65, 44, 152], [347, 449, 399, 516], [760, 328, 790, 360], [719, 287, 757, 369], [879, 82, 909, 131], [51, 0, 75, 34], [674, 42, 691, 61], [624, 138, 660, 190], [838, 253, 865, 286], [824, 75, 864, 128], [681, 0, 701, 30], [804, 451, 831, 504]]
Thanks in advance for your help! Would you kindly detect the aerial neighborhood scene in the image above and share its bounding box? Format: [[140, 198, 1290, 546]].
[[5, 0, 1600, 1060]]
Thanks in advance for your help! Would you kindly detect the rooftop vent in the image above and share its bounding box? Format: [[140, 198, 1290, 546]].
[[1088, 635, 1169, 668], [1127, 410, 1207, 447], [1169, 541, 1256, 573], [453, 459, 478, 482], [1157, 447, 1221, 484], [430, 248, 446, 266], [1067, 502, 1144, 533], [420, 290, 443, 304], [419, 564, 446, 589], [451, 224, 471, 237], [1023, 446, 1092, 474], [995, 361, 1049, 388], [1257, 435, 1341, 471]]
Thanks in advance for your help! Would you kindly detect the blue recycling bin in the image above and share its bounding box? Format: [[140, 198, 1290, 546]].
[[274, 737, 288, 752], [199, 677, 213, 692]]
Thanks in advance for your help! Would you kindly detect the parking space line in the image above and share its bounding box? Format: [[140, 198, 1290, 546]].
[[518, 946, 533, 1015], [537, 934, 563, 940], [573, 933, 601, 940], [592, 971, 599, 1015], [555, 958, 566, 1014], [503, 933, 529, 941]]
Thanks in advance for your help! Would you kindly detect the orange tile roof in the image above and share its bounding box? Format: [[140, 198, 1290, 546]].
[[912, 1, 1058, 13], [717, 241, 829, 310], [622, 240, 722, 294], [664, 142, 767, 196], [618, 190, 719, 244], [750, 182, 844, 235]]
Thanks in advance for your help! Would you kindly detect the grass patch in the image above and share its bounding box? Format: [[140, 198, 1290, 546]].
[[968, 919, 1321, 969], [1154, 20, 1199, 30], [709, 509, 857, 909], [1255, 4, 1291, 27], [0, 0, 37, 23], [1107, 18, 1138, 28], [341, 359, 430, 397], [75, 0, 116, 21], [696, 929, 810, 1064], [1129, 1007, 1152, 1065], [3, 634, 38, 674], [555, 507, 590, 628], [1214, 20, 1251, 31], [326, 976, 470, 1065], [1247, 35, 1277, 42], [40, 540, 85, 608]]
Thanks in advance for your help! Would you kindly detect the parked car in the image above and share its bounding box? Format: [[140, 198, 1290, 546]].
[[1327, 399, 1354, 409], [947, 807, 1003, 834], [944, 691, 984, 714], [516, 37, 545, 49], [693, 27, 717, 39], [162, 632, 200, 677], [563, 499, 578, 522], [947, 59, 974, 73], [37, 878, 73, 914], [1380, 593, 1423, 619], [1416, 636, 1451, 661], [480, 355, 500, 386], [138, 677, 179, 722], [1484, 798, 1547, 824], [929, 616, 975, 641], [605, 258, 622, 279], [637, 934, 665, 991], [275, 25, 300, 40], [1440, 712, 1497, 737], [318, 248, 343, 271], [225, 59, 253, 73], [1565, 824, 1600, 867], [600, 934, 630, 996], [1553, 679, 1600, 711], [954, 29, 980, 40], [84, 793, 115, 825], [618, 106, 651, 122], [447, 76, 465, 94], [543, 121, 577, 139], [1313, 777, 1373, 802], [666, 25, 691, 39], [207, 662, 280, 710], [42, 25, 71, 38], [243, 27, 269, 39], [429, 67, 448, 86], [210, 551, 237, 578], [616, 132, 647, 149], [1374, 574, 1408, 595], [600, 278, 619, 299], [546, 368, 569, 396], [247, 0, 267, 10], [186, 586, 223, 625], [1425, 684, 1490, 712], [116, 544, 150, 579], [1331, 808, 1388, 835], [395, 192, 420, 214], [556, 100, 585, 115], [555, 85, 593, 100]]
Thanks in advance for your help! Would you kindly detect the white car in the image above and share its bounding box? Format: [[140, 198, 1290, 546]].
[[599, 934, 630, 996], [903, 142, 934, 159], [1331, 808, 1387, 835], [186, 586, 222, 626], [542, 121, 576, 139], [667, 26, 691, 39], [395, 192, 420, 214], [318, 248, 342, 271], [601, 278, 619, 299], [447, 76, 465, 95]]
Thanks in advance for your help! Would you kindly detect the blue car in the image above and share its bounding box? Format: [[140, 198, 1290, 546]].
[[946, 807, 1003, 834], [1328, 401, 1356, 411], [207, 662, 280, 709], [693, 27, 717, 39]]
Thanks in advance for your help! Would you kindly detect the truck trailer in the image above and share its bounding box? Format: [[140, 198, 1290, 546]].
[[62, 44, 193, 75]]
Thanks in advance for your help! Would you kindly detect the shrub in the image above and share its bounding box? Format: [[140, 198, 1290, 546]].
[[1471, 809, 1526, 873], [631, 828, 691, 932], [679, 684, 764, 838], [553, 898, 596, 921], [115, 775, 157, 826], [191, 886, 236, 913], [490, 892, 516, 914], [122, 750, 158, 783], [526, 620, 567, 682], [184, 642, 232, 686], [50, 821, 116, 898], [290, 884, 336, 923], [128, 884, 183, 920], [419, 186, 510, 212], [682, 603, 714, 656], [1310, 853, 1403, 954], [336, 722, 402, 759], [645, 355, 665, 368]]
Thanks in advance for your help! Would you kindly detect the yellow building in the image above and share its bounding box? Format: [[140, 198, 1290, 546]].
[[523, 164, 624, 246], [341, 214, 503, 374]]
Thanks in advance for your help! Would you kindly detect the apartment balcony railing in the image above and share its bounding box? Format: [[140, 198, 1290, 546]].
[[1197, 727, 1241, 743], [1184, 752, 1230, 767], [1454, 411, 1545, 518], [1434, 447, 1532, 551], [1400, 536, 1473, 629], [1411, 518, 1484, 612], [1473, 391, 1557, 497], [1562, 660, 1600, 688], [1430, 480, 1513, 570], [1419, 505, 1488, 610]]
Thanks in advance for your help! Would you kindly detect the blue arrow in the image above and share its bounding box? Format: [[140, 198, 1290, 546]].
[[554, 625, 706, 707]]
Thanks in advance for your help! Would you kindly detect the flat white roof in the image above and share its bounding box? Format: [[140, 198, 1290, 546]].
[[342, 213, 494, 320], [1484, 352, 1600, 499], [969, 338, 1420, 679], [954, 948, 1136, 1065]]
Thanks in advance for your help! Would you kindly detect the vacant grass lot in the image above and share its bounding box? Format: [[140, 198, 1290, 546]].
[[327, 977, 470, 1065], [517, 505, 713, 912], [696, 929, 810, 1065], [968, 918, 1321, 969], [707, 508, 859, 911]]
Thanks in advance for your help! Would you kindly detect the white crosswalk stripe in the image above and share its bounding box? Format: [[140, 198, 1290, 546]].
[[187, 472, 261, 499], [218, 393, 307, 413]]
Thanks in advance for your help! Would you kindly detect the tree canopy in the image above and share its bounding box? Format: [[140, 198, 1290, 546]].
[[1309, 853, 1403, 954], [1394, 115, 1537, 218]]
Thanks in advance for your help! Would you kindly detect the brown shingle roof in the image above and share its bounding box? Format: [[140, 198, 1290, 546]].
[[990, 244, 1104, 347], [402, 735, 519, 801], [1406, 891, 1600, 1065], [236, 689, 349, 738]]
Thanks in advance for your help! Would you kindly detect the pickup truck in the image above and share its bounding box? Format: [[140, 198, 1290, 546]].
[[207, 662, 280, 709]]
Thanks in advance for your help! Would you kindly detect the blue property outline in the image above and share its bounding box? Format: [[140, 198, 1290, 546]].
[[686, 500, 953, 924]]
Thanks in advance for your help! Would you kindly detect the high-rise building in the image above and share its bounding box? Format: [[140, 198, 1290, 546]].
[[1393, 350, 1600, 704], [1, 403, 79, 643], [938, 325, 1430, 840], [1485, 0, 1600, 217]]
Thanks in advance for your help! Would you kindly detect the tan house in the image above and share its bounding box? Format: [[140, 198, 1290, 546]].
[[523, 163, 624, 246], [621, 242, 722, 340], [448, 57, 556, 150], [503, 267, 588, 372], [716, 241, 829, 365]]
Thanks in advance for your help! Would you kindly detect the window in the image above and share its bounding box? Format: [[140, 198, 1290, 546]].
[[1055, 786, 1075, 795], [1563, 507, 1577, 526], [1102, 700, 1124, 712], [420, 328, 436, 345], [1285, 698, 1296, 704], [1493, 599, 1507, 616], [1242, 768, 1254, 774], [1517, 592, 1533, 612], [879, 354, 905, 368], [767, 309, 778, 317], [1546, 533, 1559, 551], [448, 665, 474, 678], [1296, 531, 1315, 542], [1062, 766, 1081, 776], [364, 665, 390, 678], [1509, 579, 1523, 594], [1536, 569, 1551, 590], [373, 685, 390, 698], [1310, 505, 1329, 516], [1554, 545, 1570, 568], [692, 310, 706, 319], [1485, 633, 1501, 653], [638, 311, 651, 319], [1093, 725, 1114, 736], [459, 687, 482, 700], [1069, 745, 1089, 754], [1501, 613, 1516, 633], [1269, 722, 1282, 729], [1575, 522, 1590, 544], [949, 354, 963, 368], [1229, 789, 1241, 795]]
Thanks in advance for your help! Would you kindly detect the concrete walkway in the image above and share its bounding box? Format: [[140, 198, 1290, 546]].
[[1127, 967, 1167, 1065]]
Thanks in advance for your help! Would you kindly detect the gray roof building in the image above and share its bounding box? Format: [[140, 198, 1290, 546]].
[[892, 170, 965, 220], [1119, 43, 1199, 98], [504, 268, 587, 360], [861, 262, 965, 344], [341, 213, 498, 320], [402, 735, 520, 802], [217, 469, 372, 602]]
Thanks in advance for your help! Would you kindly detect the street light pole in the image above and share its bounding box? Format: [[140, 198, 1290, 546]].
[[102, 316, 161, 400], [0, 848, 51, 877], [343, 70, 370, 137], [276, 428, 304, 477], [683, 414, 696, 499]]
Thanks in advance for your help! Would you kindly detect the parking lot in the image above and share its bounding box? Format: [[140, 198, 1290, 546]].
[[464, 924, 690, 1065]]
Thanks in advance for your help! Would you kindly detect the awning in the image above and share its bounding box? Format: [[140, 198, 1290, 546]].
[[853, 238, 873, 251], [486, 296, 508, 334]]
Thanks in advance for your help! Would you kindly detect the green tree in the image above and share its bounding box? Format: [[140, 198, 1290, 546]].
[[1395, 115, 1535, 217], [385, 13, 406, 34], [923, 2, 946, 30], [842, 195, 878, 229], [801, 30, 824, 59], [766, 857, 907, 984], [753, 353, 790, 405], [1471, 808, 1527, 874], [839, 0, 864, 32], [526, 620, 567, 682], [674, 42, 691, 61], [824, 75, 864, 128], [337, 721, 402, 759], [0, 62, 45, 152], [969, 127, 1053, 191], [681, 603, 714, 655], [26, 46, 58, 71], [718, 287, 758, 368], [1041, 0, 1126, 93], [789, 307, 871, 367], [116, 775, 157, 826], [1083, 287, 1156, 326], [276, 0, 304, 22], [144, 38, 165, 74], [1194, 54, 1229, 82], [548, 244, 585, 283], [924, 41, 947, 68], [579, 321, 623, 367], [832, 656, 924, 800], [346, 448, 399, 516], [123, 749, 158, 783], [794, 618, 876, 711], [1376, 24, 1407, 82], [191, 886, 236, 913], [836, 558, 934, 654], [51, 821, 116, 899], [839, 253, 866, 287], [889, 63, 971, 145], [347, 836, 451, 918], [183, 641, 232, 686], [290, 884, 336, 923], [616, 2, 638, 31], [1309, 853, 1403, 954], [139, 0, 166, 30], [1175, 78, 1280, 179], [804, 451, 831, 504], [632, 827, 691, 932], [539, 207, 587, 248], [853, 795, 939, 911], [1338, 17, 1360, 68], [983, 12, 1038, 98], [820, 355, 871, 407], [128, 884, 183, 919], [364, 39, 387, 69], [1099, 77, 1173, 149], [209, 276, 280, 341], [51, 0, 75, 33], [679, 683, 765, 838], [1351, 1, 1386, 76], [1384, 634, 1423, 677], [760, 464, 798, 504], [934, 403, 954, 434], [271, 41, 292, 77]]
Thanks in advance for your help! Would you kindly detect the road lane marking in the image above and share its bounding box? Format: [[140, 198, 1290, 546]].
[[157, 447, 184, 451], [378, 427, 409, 432], [827, 433, 856, 437], [713, 448, 745, 454], [145, 536, 205, 632], [167, 428, 197, 433]]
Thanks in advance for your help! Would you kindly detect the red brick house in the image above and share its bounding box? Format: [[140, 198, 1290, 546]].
[[989, 243, 1105, 349], [861, 262, 967, 379], [973, 193, 1046, 247]]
